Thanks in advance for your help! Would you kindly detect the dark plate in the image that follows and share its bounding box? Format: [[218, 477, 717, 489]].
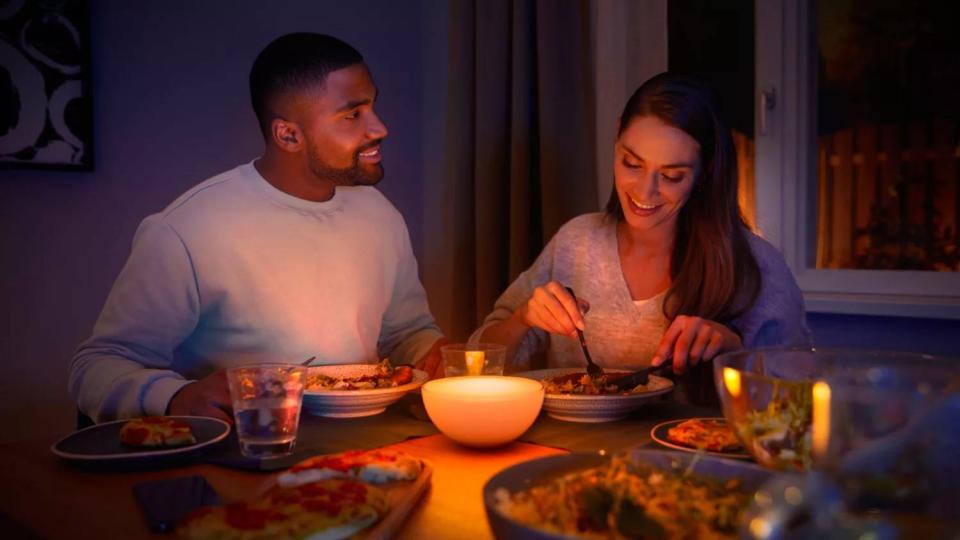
[[483, 448, 772, 539], [51, 416, 231, 469], [650, 417, 751, 459]]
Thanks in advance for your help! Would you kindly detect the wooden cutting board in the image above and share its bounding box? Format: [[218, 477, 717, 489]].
[[243, 458, 433, 539], [362, 461, 433, 539]]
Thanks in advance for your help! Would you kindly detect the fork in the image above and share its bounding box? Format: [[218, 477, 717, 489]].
[[564, 286, 603, 379]]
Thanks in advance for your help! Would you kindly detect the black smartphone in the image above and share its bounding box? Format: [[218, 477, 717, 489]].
[[132, 475, 221, 533]]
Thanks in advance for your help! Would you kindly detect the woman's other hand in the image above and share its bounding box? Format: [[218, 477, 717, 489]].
[[651, 315, 741, 374], [517, 281, 589, 337]]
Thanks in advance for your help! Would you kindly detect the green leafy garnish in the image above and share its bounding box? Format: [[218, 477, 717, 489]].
[[579, 486, 613, 530], [615, 498, 666, 539]]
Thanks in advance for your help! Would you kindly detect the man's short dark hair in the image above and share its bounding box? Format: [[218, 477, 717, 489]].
[[249, 33, 364, 136]]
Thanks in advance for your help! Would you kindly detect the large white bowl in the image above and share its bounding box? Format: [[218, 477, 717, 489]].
[[302, 364, 427, 418], [422, 376, 544, 448], [516, 368, 673, 423]]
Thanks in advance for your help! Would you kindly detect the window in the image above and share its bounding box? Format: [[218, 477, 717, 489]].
[[815, 1, 959, 272], [756, 0, 960, 318]]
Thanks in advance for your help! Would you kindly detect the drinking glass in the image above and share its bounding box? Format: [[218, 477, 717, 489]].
[[441, 343, 506, 377], [815, 363, 960, 529], [226, 364, 306, 458]]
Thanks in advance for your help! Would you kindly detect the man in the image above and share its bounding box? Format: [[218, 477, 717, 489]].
[[70, 33, 446, 424]]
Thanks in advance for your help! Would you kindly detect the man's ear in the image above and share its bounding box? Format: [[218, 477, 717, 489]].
[[271, 118, 302, 152]]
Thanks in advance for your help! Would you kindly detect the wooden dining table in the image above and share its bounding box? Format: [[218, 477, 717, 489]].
[[0, 399, 715, 539], [0, 432, 569, 539]]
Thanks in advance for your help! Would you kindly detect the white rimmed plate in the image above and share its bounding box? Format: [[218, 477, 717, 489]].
[[51, 416, 231, 467], [650, 417, 752, 459], [302, 364, 428, 418], [515, 368, 673, 422]]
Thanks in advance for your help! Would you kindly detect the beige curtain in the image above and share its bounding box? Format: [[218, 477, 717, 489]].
[[423, 0, 599, 341]]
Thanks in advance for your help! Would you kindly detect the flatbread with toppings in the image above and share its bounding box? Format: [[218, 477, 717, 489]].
[[278, 449, 423, 487], [119, 417, 196, 447], [177, 479, 388, 540], [666, 418, 743, 453]]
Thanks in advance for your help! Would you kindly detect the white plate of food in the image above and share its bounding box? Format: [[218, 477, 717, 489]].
[[650, 417, 751, 459], [515, 368, 673, 423], [51, 416, 231, 467], [302, 361, 428, 418]]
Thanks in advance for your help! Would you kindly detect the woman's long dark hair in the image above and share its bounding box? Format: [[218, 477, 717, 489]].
[[606, 73, 760, 323]]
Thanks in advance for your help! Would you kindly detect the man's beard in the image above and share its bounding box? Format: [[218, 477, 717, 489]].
[[307, 141, 384, 187]]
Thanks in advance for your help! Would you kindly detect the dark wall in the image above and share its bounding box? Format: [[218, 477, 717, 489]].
[[668, 0, 754, 136], [807, 312, 960, 357], [0, 0, 429, 441]]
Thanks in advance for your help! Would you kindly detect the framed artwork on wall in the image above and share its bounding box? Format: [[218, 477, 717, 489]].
[[0, 0, 92, 171]]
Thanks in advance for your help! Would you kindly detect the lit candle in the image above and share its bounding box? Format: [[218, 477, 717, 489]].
[[812, 380, 831, 460], [465, 350, 485, 375], [723, 367, 741, 398]]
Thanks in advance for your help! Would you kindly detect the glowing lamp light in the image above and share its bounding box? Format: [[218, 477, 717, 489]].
[[421, 376, 544, 448], [812, 380, 831, 460]]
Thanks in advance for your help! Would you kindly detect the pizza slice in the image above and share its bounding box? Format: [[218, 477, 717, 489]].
[[177, 479, 388, 540], [277, 449, 422, 487], [120, 417, 197, 447], [666, 418, 743, 453]]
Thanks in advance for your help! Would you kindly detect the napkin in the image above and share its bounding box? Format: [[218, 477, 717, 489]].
[[133, 475, 221, 533]]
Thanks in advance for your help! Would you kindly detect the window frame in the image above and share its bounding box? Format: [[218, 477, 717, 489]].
[[754, 0, 960, 320]]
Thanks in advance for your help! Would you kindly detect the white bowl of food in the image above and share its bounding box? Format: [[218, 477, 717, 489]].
[[516, 368, 673, 423], [302, 362, 427, 418], [421, 376, 544, 447]]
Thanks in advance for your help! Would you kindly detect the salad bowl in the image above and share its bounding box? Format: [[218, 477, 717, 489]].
[[714, 348, 959, 472]]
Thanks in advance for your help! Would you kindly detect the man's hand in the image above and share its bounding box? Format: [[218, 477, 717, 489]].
[[651, 316, 742, 374], [167, 370, 234, 423], [415, 337, 450, 380]]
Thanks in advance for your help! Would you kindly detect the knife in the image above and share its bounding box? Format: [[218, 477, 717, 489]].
[[612, 362, 672, 391]]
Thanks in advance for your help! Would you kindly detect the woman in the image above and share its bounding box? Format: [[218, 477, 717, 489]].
[[472, 73, 811, 381]]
